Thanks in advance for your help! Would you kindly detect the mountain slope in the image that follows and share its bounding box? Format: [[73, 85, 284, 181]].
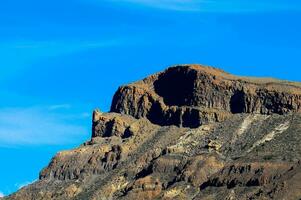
[[4, 65, 301, 200]]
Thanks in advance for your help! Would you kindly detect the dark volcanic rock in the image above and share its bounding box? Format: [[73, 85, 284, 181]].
[[5, 65, 301, 200]]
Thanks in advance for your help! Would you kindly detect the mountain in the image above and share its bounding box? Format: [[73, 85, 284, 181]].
[[4, 65, 301, 200]]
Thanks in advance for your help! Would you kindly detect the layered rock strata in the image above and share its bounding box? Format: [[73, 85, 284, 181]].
[[5, 65, 301, 200], [111, 65, 301, 127]]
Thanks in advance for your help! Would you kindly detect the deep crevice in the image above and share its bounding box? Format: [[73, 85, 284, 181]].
[[230, 90, 246, 114], [154, 68, 197, 106]]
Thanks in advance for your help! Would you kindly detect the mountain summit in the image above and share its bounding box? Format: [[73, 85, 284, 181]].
[[5, 65, 301, 200]]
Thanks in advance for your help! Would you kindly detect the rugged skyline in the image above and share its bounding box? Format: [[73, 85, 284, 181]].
[[4, 65, 301, 200], [1, 0, 301, 196]]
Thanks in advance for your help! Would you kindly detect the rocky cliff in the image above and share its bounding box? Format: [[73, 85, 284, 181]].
[[5, 65, 301, 200], [111, 65, 301, 128]]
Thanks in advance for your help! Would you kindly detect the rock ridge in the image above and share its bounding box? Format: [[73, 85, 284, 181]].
[[4, 64, 301, 200], [111, 65, 301, 128]]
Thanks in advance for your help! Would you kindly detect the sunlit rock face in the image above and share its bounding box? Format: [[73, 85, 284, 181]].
[[111, 65, 301, 128], [5, 65, 301, 200]]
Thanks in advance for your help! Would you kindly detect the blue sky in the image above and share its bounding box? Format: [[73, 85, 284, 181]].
[[0, 0, 301, 196]]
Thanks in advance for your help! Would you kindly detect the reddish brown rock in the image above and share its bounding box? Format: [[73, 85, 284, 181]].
[[111, 65, 301, 128], [5, 64, 301, 200]]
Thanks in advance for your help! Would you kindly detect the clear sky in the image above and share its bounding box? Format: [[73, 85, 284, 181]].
[[0, 0, 301, 196]]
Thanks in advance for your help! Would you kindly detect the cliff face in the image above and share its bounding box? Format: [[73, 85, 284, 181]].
[[5, 65, 301, 200], [111, 65, 301, 128]]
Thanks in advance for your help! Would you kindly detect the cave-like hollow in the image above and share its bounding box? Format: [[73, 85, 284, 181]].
[[230, 90, 246, 114], [154, 68, 197, 106]]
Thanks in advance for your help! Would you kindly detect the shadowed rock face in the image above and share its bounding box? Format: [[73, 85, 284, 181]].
[[154, 67, 197, 106], [111, 65, 301, 128], [5, 65, 301, 200]]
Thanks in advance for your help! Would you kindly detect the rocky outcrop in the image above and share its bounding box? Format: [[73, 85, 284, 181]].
[[92, 110, 138, 138], [111, 65, 301, 128], [5, 64, 301, 200]]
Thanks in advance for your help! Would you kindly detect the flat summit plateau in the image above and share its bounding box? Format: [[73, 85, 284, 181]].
[[5, 65, 301, 200]]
